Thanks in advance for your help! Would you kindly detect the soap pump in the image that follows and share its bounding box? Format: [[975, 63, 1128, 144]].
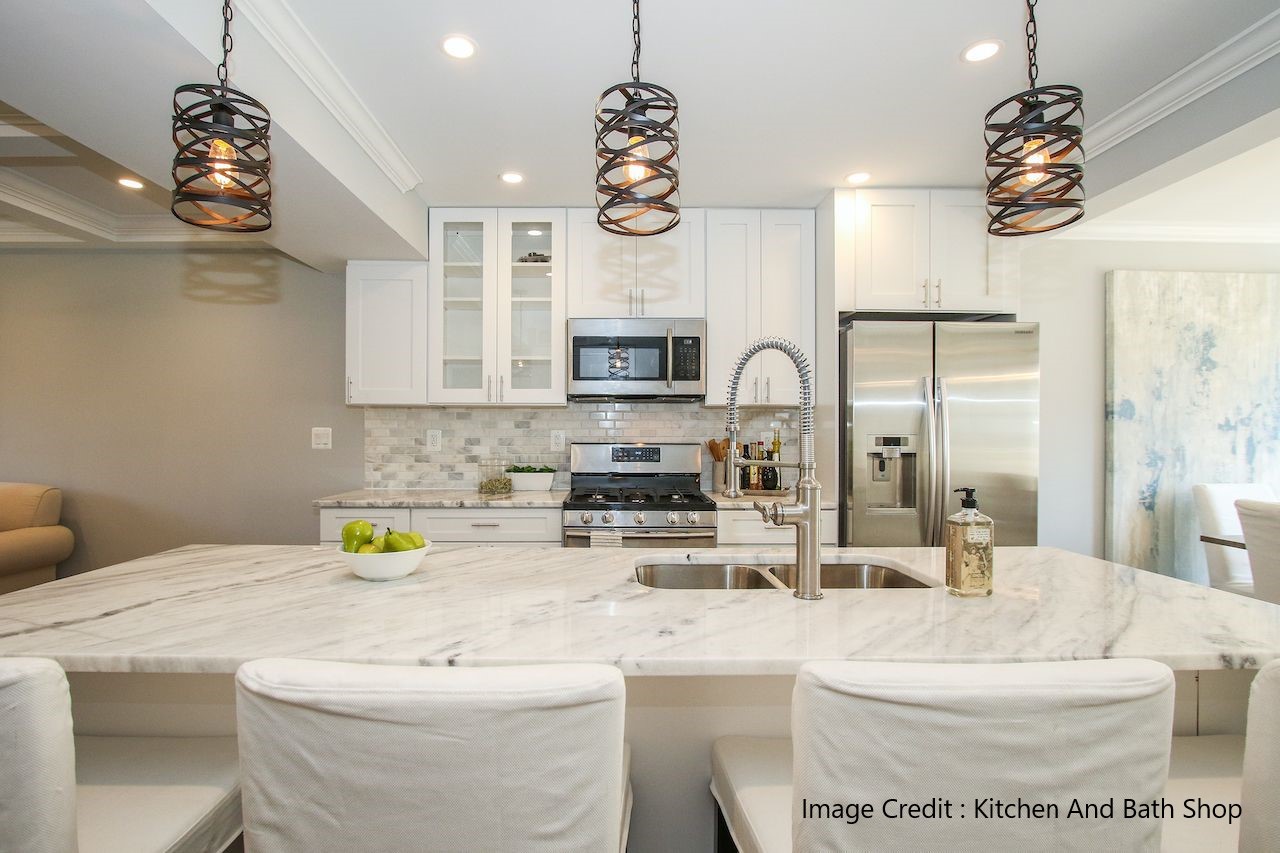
[[944, 487, 994, 597]]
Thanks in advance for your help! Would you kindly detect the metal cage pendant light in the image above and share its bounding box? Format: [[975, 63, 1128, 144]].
[[171, 0, 272, 232], [984, 0, 1083, 236], [595, 0, 680, 236]]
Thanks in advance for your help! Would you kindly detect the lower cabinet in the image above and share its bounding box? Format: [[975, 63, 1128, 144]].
[[320, 508, 411, 545], [716, 508, 838, 546], [319, 507, 561, 545]]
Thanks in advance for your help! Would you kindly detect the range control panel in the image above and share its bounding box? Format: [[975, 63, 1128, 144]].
[[612, 446, 660, 463]]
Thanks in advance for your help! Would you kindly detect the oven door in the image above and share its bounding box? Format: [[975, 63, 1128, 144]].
[[567, 318, 705, 398], [563, 529, 717, 548]]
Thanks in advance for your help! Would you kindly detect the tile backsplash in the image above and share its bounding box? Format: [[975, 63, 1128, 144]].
[[365, 402, 800, 490]]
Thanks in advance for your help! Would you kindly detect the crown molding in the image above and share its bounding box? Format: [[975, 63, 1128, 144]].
[[235, 0, 423, 194], [0, 168, 114, 240], [1088, 10, 1280, 159], [0, 219, 80, 243], [1053, 219, 1280, 244]]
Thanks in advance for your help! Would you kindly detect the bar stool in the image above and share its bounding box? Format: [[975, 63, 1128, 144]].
[[1192, 484, 1275, 597], [235, 658, 631, 853], [0, 657, 241, 853], [1237, 499, 1280, 605], [711, 659, 1175, 852], [1164, 658, 1280, 852]]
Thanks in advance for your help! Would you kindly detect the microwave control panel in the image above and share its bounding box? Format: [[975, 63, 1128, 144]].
[[672, 337, 701, 380]]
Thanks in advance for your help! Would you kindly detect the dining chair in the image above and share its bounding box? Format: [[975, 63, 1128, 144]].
[[1164, 658, 1280, 852], [0, 657, 242, 853], [711, 658, 1175, 853], [1193, 483, 1276, 597], [235, 658, 631, 853], [1236, 499, 1280, 605]]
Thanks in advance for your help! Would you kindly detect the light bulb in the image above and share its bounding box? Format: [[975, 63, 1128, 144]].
[[1020, 137, 1048, 186], [625, 135, 652, 184], [207, 137, 237, 189]]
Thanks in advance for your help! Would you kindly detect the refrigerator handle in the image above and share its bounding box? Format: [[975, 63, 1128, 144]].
[[922, 375, 938, 546], [937, 376, 952, 545]]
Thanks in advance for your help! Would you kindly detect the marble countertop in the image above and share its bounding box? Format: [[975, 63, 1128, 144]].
[[2, 544, 1277, 675], [315, 489, 567, 508]]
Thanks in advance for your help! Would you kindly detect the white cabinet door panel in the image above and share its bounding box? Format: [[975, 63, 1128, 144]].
[[320, 508, 412, 544], [853, 190, 931, 311], [345, 262, 429, 405], [757, 210, 815, 406], [635, 209, 706, 318], [566, 208, 636, 318], [930, 190, 1002, 311], [704, 210, 760, 406], [411, 508, 561, 542]]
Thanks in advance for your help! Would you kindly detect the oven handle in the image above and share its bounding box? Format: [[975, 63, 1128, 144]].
[[563, 530, 716, 541], [666, 327, 674, 389]]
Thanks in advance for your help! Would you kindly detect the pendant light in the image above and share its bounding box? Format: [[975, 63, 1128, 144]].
[[595, 0, 680, 236], [984, 0, 1083, 236], [171, 0, 272, 232]]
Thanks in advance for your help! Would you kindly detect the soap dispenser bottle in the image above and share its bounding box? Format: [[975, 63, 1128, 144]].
[[945, 487, 994, 597]]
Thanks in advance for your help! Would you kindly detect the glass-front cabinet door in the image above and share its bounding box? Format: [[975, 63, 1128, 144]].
[[429, 209, 498, 404], [498, 209, 565, 404]]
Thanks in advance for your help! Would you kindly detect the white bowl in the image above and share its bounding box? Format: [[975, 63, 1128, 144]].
[[336, 543, 430, 581], [509, 471, 555, 491]]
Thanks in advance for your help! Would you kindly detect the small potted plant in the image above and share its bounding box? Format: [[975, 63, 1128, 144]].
[[506, 464, 556, 491]]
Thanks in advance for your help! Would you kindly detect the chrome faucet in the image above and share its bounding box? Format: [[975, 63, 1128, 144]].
[[723, 337, 822, 600]]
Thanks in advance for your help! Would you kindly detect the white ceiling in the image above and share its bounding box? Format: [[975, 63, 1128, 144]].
[[288, 0, 1280, 208]]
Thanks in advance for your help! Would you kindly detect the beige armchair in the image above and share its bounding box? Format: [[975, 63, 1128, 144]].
[[0, 483, 75, 594]]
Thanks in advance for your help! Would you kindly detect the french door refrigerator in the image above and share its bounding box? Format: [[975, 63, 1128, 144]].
[[839, 320, 1039, 547]]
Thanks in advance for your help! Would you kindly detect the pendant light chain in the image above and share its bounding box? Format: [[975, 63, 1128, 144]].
[[217, 0, 233, 89], [1024, 0, 1038, 90], [631, 0, 641, 83]]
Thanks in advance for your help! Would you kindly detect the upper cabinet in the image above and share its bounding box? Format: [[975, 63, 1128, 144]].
[[566, 208, 706, 318], [428, 208, 566, 406], [705, 209, 815, 406], [841, 188, 1015, 313], [345, 261, 429, 405]]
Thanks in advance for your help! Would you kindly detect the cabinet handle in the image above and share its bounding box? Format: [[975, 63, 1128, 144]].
[[487, 375, 492, 402], [470, 522, 500, 528], [754, 376, 759, 403], [346, 376, 352, 403], [935, 278, 942, 308], [922, 278, 929, 307], [629, 288, 634, 315], [499, 375, 504, 402], [766, 376, 771, 403]]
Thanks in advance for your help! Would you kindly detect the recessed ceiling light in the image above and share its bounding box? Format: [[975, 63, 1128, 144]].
[[962, 40, 1002, 63], [118, 177, 145, 189], [844, 172, 871, 185], [527, 229, 542, 236], [442, 35, 476, 59], [500, 172, 524, 184]]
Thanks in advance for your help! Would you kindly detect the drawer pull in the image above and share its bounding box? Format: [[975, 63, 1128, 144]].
[[470, 522, 501, 528]]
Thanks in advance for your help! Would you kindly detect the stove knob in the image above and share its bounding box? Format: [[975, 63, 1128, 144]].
[[633, 512, 646, 526], [666, 511, 679, 525], [601, 511, 615, 525], [580, 511, 594, 525], [687, 511, 699, 525]]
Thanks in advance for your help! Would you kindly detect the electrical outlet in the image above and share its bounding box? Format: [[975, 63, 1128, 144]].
[[425, 429, 443, 452], [551, 430, 566, 451], [311, 427, 333, 450]]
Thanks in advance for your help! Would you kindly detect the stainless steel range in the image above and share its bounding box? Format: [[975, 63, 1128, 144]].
[[562, 443, 717, 548]]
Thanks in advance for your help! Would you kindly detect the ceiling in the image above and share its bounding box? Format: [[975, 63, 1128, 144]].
[[290, 0, 1280, 207]]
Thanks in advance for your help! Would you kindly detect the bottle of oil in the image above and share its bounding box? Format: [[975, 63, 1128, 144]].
[[945, 487, 993, 597]]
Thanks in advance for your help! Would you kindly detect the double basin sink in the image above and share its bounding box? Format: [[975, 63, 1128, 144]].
[[635, 561, 931, 591]]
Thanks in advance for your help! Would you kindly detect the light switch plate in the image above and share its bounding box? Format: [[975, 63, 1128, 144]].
[[425, 429, 443, 452], [551, 430, 566, 451], [311, 427, 333, 450]]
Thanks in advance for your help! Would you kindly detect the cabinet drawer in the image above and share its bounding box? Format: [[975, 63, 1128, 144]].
[[411, 508, 561, 543], [319, 508, 411, 544], [717, 509, 838, 545]]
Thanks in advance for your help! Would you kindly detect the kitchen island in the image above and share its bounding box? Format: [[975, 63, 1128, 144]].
[[3, 544, 1276, 852]]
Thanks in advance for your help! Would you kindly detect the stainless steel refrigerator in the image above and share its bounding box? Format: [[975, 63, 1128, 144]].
[[839, 320, 1039, 547]]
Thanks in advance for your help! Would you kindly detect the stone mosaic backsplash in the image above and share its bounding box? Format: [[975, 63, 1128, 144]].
[[365, 402, 800, 490]]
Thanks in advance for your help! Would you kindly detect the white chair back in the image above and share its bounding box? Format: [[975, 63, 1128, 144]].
[[791, 659, 1174, 851], [1194, 483, 1276, 593], [0, 658, 78, 853], [1242, 658, 1280, 852], [236, 659, 625, 853], [1238, 499, 1280, 605]]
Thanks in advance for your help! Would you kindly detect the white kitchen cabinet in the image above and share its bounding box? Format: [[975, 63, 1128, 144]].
[[566, 208, 706, 318], [716, 508, 837, 545], [704, 209, 815, 406], [320, 508, 412, 545], [410, 508, 561, 543], [429, 208, 566, 405], [345, 261, 429, 405], [850, 189, 1013, 313]]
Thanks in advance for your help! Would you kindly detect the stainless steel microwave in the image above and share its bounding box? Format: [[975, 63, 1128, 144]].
[[567, 318, 706, 400]]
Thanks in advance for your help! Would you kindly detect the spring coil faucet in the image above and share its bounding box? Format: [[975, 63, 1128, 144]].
[[723, 337, 822, 599]]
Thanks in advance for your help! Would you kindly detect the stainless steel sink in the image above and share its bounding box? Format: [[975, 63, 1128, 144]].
[[635, 563, 778, 590], [767, 563, 929, 589]]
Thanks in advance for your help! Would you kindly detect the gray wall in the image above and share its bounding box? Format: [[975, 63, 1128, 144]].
[[0, 249, 363, 575], [1019, 239, 1280, 558]]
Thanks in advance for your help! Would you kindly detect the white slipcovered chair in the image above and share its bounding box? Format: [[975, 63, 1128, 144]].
[[711, 659, 1175, 853], [1192, 483, 1276, 597], [1236, 499, 1280, 605], [1164, 658, 1280, 852], [235, 658, 631, 853], [0, 657, 241, 853]]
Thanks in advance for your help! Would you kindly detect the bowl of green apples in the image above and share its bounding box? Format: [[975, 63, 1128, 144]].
[[336, 520, 430, 581]]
